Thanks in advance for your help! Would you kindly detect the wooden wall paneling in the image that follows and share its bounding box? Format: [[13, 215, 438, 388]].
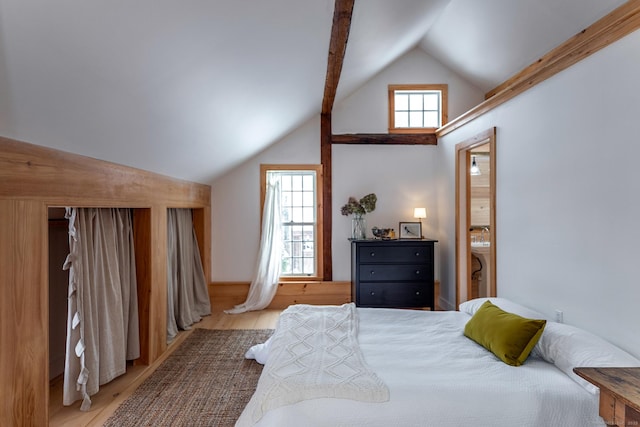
[[0, 137, 210, 206], [209, 281, 351, 310], [268, 281, 351, 308], [149, 207, 168, 361], [0, 137, 211, 423], [0, 200, 48, 427], [132, 208, 152, 365]]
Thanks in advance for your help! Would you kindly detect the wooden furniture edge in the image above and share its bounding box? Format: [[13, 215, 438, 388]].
[[574, 367, 640, 413]]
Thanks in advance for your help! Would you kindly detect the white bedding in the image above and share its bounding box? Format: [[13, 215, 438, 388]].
[[237, 306, 605, 427], [238, 303, 388, 425]]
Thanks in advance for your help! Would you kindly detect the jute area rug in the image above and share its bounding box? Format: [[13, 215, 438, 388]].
[[104, 328, 273, 427]]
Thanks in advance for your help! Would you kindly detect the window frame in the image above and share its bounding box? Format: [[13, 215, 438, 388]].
[[388, 84, 448, 134], [260, 164, 324, 281]]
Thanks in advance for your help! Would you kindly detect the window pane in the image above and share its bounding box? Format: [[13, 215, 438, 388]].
[[292, 192, 302, 207], [281, 191, 292, 208], [303, 241, 314, 257], [302, 191, 313, 206], [292, 175, 302, 191], [281, 258, 291, 274], [424, 93, 439, 110], [303, 225, 314, 239], [409, 111, 423, 127], [395, 111, 408, 127], [281, 175, 291, 191], [395, 93, 408, 111], [281, 206, 292, 223], [409, 93, 423, 110], [424, 111, 439, 127], [302, 175, 313, 190], [302, 207, 314, 222], [292, 240, 302, 256], [292, 257, 302, 274], [292, 206, 303, 222], [292, 225, 303, 240], [303, 257, 315, 274]]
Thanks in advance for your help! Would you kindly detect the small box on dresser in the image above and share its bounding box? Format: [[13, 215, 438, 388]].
[[351, 239, 437, 310]]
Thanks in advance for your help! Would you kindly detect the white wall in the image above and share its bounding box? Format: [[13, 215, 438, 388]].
[[331, 48, 483, 280], [211, 47, 483, 282], [211, 118, 321, 281], [437, 30, 640, 358]]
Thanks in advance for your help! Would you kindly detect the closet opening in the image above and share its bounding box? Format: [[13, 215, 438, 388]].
[[166, 208, 211, 344], [48, 207, 150, 421], [48, 208, 69, 386]]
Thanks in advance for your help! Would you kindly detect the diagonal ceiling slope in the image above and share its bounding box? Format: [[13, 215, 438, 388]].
[[0, 0, 629, 183], [0, 0, 335, 183], [419, 0, 627, 94]]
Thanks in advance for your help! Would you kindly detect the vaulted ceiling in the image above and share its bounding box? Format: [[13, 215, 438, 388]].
[[0, 0, 627, 183]]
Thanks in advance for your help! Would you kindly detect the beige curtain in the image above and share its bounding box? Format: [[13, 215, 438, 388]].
[[63, 208, 140, 410], [167, 208, 211, 342]]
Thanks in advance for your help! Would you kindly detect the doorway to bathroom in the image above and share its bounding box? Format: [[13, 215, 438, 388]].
[[455, 128, 496, 308]]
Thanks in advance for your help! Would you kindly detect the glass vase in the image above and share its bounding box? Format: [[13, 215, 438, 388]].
[[351, 216, 366, 240]]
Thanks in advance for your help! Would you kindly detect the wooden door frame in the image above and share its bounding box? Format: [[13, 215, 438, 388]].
[[455, 127, 496, 309]]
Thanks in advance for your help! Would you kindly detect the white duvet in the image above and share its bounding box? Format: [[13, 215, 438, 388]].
[[238, 307, 604, 427]]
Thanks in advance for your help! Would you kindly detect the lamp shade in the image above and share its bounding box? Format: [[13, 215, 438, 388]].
[[413, 207, 427, 219]]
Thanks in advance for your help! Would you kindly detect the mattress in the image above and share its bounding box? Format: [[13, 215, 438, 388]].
[[237, 306, 604, 427]]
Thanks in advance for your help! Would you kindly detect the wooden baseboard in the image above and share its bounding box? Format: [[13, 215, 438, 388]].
[[209, 281, 352, 310], [209, 279, 442, 311]]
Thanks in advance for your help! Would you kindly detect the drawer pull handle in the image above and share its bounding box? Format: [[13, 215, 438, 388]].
[[416, 291, 420, 295], [415, 270, 421, 275], [415, 252, 420, 256], [370, 252, 376, 257], [370, 271, 375, 275], [370, 291, 375, 296]]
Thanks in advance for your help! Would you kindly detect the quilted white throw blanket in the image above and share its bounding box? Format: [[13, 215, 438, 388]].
[[237, 303, 389, 426]]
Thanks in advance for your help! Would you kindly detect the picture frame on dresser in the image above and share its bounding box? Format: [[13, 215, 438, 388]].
[[399, 221, 421, 239]]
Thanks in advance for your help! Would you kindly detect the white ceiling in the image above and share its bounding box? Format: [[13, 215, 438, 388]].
[[0, 0, 627, 183]]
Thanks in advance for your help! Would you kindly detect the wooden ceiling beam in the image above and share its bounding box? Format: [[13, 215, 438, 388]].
[[332, 133, 437, 145], [322, 0, 355, 115], [321, 0, 355, 281]]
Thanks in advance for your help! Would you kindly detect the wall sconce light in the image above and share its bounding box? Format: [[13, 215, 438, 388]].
[[414, 207, 426, 238], [470, 155, 481, 176]]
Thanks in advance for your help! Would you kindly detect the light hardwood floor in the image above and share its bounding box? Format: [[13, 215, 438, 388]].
[[49, 308, 282, 427]]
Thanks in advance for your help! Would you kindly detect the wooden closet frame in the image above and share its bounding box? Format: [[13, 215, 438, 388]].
[[0, 136, 211, 426]]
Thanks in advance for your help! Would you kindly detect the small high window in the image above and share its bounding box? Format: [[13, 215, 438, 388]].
[[388, 84, 448, 133]]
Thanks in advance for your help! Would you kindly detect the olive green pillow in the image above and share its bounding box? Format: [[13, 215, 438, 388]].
[[464, 300, 546, 366]]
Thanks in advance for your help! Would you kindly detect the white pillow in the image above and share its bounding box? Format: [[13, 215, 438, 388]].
[[245, 336, 272, 364], [459, 297, 549, 321], [536, 322, 640, 394]]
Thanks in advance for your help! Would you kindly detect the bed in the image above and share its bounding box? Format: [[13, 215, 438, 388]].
[[236, 298, 640, 427]]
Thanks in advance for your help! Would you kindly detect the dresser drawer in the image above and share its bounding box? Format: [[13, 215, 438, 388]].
[[351, 239, 437, 310], [358, 282, 431, 307], [358, 245, 432, 264], [358, 264, 430, 282]]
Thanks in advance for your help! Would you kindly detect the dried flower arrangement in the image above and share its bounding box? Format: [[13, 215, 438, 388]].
[[340, 193, 377, 218]]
